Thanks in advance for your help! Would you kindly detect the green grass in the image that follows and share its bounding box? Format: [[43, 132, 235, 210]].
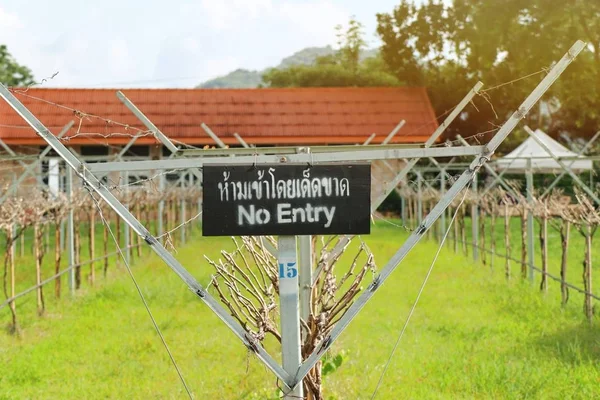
[[1, 222, 599, 399]]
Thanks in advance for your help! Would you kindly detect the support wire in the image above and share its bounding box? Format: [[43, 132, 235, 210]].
[[86, 187, 194, 399], [370, 179, 473, 399]]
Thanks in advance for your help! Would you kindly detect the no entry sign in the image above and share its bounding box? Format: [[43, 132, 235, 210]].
[[202, 163, 371, 236]]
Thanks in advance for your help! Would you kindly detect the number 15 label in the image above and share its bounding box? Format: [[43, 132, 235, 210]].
[[279, 262, 298, 279]]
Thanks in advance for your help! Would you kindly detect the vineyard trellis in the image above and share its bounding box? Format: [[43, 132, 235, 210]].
[[0, 40, 589, 399], [396, 175, 599, 321], [0, 183, 202, 333]]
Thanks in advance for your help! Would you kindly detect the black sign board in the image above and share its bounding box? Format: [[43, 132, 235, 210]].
[[202, 163, 371, 236]]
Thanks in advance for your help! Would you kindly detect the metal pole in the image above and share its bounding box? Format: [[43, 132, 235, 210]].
[[298, 235, 313, 331], [472, 172, 479, 262], [234, 133, 250, 148], [401, 192, 407, 227], [202, 123, 227, 148], [67, 167, 75, 295], [526, 160, 535, 283], [158, 174, 165, 239], [416, 172, 423, 224], [440, 168, 446, 239], [124, 171, 131, 265], [88, 146, 482, 173], [382, 120, 406, 145], [180, 174, 186, 245], [456, 134, 521, 199], [278, 236, 303, 399], [116, 91, 179, 154], [363, 133, 376, 145]]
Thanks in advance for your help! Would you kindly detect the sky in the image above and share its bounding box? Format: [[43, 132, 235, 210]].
[[0, 0, 403, 88]]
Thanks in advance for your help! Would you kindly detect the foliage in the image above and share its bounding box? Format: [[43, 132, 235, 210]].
[[0, 45, 34, 87], [376, 1, 600, 140], [263, 18, 401, 88], [321, 350, 345, 377]]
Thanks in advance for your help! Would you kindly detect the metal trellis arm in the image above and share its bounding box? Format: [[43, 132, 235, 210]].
[[293, 40, 586, 388], [0, 83, 293, 388], [86, 145, 484, 173], [372, 81, 484, 209], [116, 91, 179, 154]]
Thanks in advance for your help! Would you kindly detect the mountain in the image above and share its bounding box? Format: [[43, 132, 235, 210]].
[[275, 46, 335, 69], [197, 46, 379, 89], [199, 69, 263, 89]]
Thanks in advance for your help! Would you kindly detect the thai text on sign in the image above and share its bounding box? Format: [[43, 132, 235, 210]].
[[202, 163, 371, 236]]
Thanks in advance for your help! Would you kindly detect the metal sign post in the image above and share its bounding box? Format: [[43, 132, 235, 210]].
[[278, 236, 303, 399], [297, 235, 313, 329]]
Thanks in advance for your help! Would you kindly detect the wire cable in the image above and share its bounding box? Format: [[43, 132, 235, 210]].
[[86, 187, 194, 399], [370, 179, 473, 399]]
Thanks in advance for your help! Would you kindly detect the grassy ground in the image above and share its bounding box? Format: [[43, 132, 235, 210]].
[[1, 222, 599, 399]]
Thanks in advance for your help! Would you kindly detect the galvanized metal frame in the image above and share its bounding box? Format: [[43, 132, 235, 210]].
[[85, 145, 484, 173], [0, 83, 293, 388], [317, 82, 486, 271], [371, 81, 484, 209], [293, 40, 585, 386], [0, 38, 584, 392], [117, 91, 179, 154]]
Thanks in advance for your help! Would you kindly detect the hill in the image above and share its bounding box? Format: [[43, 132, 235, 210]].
[[197, 46, 379, 88]]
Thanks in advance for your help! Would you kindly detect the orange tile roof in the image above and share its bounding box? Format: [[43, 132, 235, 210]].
[[0, 87, 438, 146]]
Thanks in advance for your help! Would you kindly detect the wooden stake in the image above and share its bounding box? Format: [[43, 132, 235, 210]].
[[34, 223, 45, 316], [55, 221, 62, 299], [453, 207, 459, 253], [461, 205, 467, 257], [504, 203, 511, 280], [74, 212, 81, 289], [103, 211, 109, 277], [539, 215, 548, 292], [20, 227, 24, 257], [480, 214, 486, 266], [5, 228, 18, 334], [115, 210, 121, 267], [89, 211, 96, 286], [583, 226, 593, 322], [560, 221, 570, 306], [490, 210, 496, 271], [520, 210, 527, 280], [135, 202, 142, 258]]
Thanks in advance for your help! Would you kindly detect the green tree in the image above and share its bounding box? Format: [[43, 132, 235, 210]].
[[263, 17, 400, 88], [0, 44, 35, 87], [376, 0, 600, 143]]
